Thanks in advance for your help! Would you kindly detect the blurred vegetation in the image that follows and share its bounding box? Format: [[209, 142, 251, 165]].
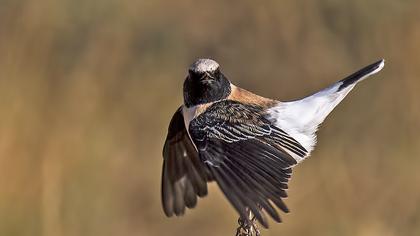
[[1, 0, 420, 235]]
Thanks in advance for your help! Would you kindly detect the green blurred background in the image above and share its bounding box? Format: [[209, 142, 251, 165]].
[[1, 0, 420, 235]]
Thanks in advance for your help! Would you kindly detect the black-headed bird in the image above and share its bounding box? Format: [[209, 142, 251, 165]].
[[161, 58, 384, 228]]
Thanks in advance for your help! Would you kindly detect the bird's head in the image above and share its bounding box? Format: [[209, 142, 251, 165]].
[[183, 59, 231, 107]]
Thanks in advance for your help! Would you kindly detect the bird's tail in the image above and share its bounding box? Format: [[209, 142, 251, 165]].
[[269, 59, 385, 160], [336, 59, 385, 92], [295, 59, 385, 127]]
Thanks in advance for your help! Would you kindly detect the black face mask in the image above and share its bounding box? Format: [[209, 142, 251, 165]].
[[183, 70, 231, 107]]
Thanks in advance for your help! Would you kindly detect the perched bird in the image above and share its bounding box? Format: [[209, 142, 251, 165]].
[[161, 58, 384, 228]]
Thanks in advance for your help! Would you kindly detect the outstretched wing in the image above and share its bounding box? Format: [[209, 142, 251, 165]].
[[189, 100, 308, 228], [161, 107, 211, 217]]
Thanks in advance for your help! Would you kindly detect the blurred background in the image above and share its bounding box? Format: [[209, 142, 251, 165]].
[[1, 0, 420, 235]]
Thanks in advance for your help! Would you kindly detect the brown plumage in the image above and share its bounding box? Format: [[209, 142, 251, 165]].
[[228, 84, 277, 108]]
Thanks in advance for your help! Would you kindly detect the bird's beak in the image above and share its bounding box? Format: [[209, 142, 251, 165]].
[[205, 72, 215, 79], [199, 72, 215, 84]]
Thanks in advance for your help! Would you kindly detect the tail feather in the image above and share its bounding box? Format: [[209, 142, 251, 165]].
[[268, 59, 385, 162], [337, 59, 385, 91]]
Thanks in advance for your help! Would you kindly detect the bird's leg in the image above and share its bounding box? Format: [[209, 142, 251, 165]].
[[235, 208, 261, 236]]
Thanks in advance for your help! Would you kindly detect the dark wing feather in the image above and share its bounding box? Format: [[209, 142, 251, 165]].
[[161, 107, 210, 217], [189, 100, 307, 228]]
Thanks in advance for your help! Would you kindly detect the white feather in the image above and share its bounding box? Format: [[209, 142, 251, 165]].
[[268, 60, 384, 163], [267, 84, 350, 162], [189, 59, 219, 73], [182, 105, 197, 129], [182, 105, 200, 150]]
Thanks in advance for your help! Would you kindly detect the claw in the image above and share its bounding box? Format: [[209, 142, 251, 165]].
[[235, 209, 261, 236]]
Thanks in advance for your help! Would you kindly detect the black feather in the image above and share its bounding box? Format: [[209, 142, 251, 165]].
[[161, 107, 211, 217], [338, 59, 384, 91], [189, 100, 304, 227]]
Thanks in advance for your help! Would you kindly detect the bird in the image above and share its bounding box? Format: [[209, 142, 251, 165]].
[[161, 58, 384, 228]]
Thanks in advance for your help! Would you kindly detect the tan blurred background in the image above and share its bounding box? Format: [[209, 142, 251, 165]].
[[1, 0, 420, 235]]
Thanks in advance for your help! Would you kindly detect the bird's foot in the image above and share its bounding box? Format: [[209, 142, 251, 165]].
[[235, 212, 260, 236]]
